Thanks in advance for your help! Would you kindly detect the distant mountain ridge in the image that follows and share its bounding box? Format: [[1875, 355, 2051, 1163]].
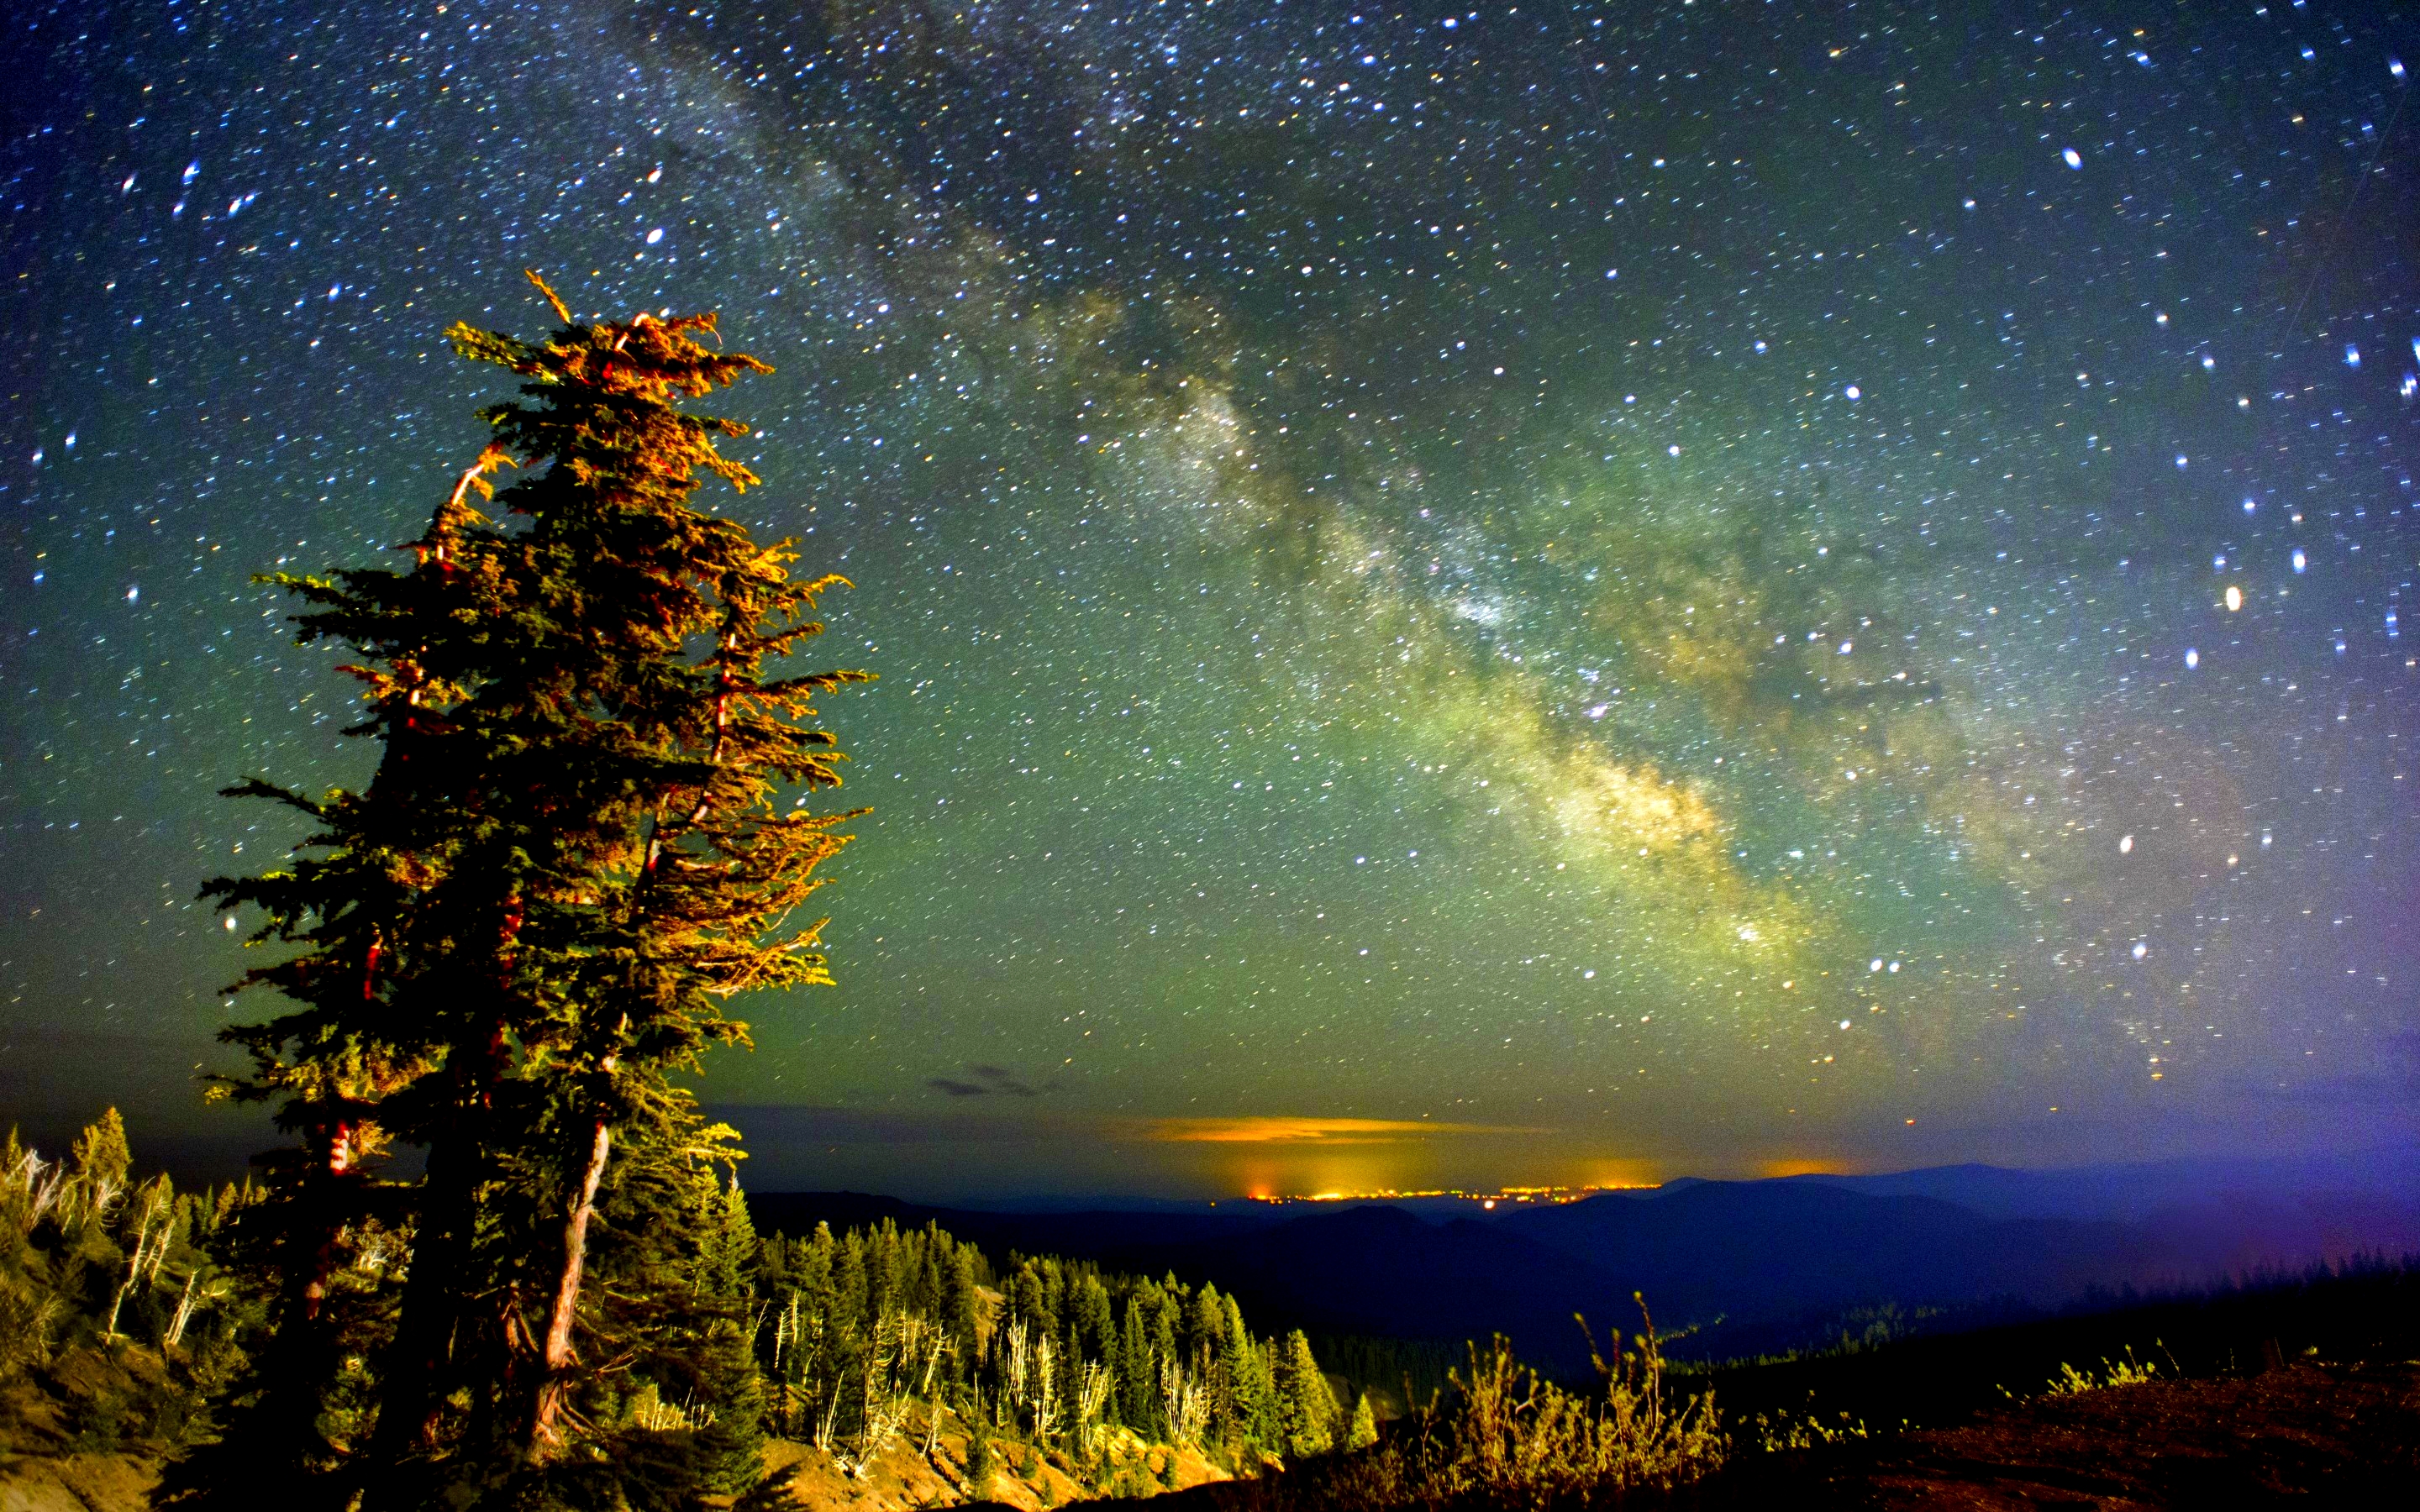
[[1500, 1179, 2150, 1317], [750, 1149, 2420, 1370], [1783, 1144, 2420, 1221]]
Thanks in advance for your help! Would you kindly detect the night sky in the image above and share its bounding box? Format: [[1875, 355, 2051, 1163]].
[[5, 1, 2417, 1199]]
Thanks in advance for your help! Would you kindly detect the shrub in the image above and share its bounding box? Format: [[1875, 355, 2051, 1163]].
[[1259, 1297, 1724, 1511], [2041, 1345, 2165, 1398]]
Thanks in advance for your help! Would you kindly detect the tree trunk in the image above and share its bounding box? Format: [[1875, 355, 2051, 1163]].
[[166, 1271, 200, 1348], [525, 1115, 612, 1458], [360, 1020, 500, 1503], [361, 1136, 474, 1486], [365, 918, 517, 1493], [216, 1120, 361, 1510]]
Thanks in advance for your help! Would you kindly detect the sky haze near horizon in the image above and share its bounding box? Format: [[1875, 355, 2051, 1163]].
[[5, 0, 2419, 1198]]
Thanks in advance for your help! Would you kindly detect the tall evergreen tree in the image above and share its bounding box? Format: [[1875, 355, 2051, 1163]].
[[202, 274, 865, 1503], [939, 1244, 981, 1376], [1117, 1294, 1156, 1434], [1072, 1273, 1117, 1389], [692, 1318, 769, 1497], [1271, 1330, 1334, 1460], [70, 1108, 132, 1194], [1186, 1284, 1226, 1371], [1215, 1294, 1260, 1451]]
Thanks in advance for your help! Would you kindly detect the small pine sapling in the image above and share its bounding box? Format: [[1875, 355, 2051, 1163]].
[[1346, 1389, 1378, 1452]]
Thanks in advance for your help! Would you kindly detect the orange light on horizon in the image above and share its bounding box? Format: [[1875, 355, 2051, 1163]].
[[1580, 1158, 1665, 1189], [1756, 1158, 1849, 1179], [1239, 1179, 1660, 1205]]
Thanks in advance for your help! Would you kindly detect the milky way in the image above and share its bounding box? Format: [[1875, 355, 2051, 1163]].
[[5, 1, 2417, 1196]]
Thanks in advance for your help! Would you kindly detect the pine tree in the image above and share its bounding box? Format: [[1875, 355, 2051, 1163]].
[[965, 1384, 997, 1491], [69, 1108, 132, 1195], [1271, 1331, 1334, 1460], [834, 1236, 870, 1342], [1073, 1273, 1117, 1408], [1345, 1389, 1377, 1452], [1215, 1295, 1260, 1452], [1116, 1295, 1156, 1435], [1250, 1338, 1281, 1455], [693, 1319, 770, 1496], [699, 1176, 760, 1308], [939, 1244, 981, 1379], [202, 274, 865, 1503], [1185, 1284, 1225, 1370]]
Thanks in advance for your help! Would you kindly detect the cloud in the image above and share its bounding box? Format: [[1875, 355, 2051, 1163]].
[[924, 1064, 1046, 1099], [1118, 1116, 1544, 1146], [971, 1064, 1040, 1096]]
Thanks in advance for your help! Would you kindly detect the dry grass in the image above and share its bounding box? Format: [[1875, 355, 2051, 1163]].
[[1261, 1297, 1724, 1511], [2039, 1344, 2167, 1398]]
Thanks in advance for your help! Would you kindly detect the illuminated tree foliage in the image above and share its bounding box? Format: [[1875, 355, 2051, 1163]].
[[196, 274, 865, 1506], [1273, 1329, 1337, 1461]]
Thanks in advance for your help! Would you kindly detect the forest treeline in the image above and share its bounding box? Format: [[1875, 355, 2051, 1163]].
[[0, 1109, 1374, 1505], [757, 1218, 1360, 1471]]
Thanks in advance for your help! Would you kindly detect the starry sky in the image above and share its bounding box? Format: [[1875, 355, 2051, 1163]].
[[5, 0, 2418, 1200]]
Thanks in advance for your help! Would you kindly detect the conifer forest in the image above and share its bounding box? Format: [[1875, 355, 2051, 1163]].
[[2, 1107, 1370, 1509]]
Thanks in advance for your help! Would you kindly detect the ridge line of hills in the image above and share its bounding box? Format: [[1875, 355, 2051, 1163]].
[[750, 1148, 2420, 1369]]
